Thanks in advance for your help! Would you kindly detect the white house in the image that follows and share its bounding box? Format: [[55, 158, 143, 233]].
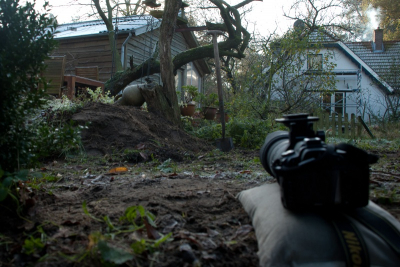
[[268, 27, 399, 122], [308, 28, 398, 121]]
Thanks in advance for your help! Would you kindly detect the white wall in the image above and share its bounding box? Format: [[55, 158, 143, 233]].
[[313, 47, 388, 121]]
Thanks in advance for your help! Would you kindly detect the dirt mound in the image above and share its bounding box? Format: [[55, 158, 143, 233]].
[[72, 102, 213, 161]]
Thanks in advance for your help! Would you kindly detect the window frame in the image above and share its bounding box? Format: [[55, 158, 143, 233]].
[[307, 54, 323, 70]]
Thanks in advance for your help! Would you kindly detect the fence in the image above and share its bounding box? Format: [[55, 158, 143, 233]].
[[312, 111, 362, 139]]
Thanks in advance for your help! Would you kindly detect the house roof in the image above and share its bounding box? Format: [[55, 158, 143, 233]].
[[343, 41, 400, 91], [54, 15, 161, 39], [307, 28, 399, 92], [308, 29, 339, 43]]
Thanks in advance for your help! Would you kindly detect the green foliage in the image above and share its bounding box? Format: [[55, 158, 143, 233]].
[[86, 87, 114, 104], [179, 85, 199, 104], [192, 118, 277, 149], [22, 235, 45, 256], [197, 92, 219, 107], [0, 0, 58, 173], [33, 120, 85, 159], [228, 118, 276, 148], [131, 232, 173, 255], [97, 240, 134, 264], [22, 225, 47, 256], [120, 205, 157, 227], [79, 203, 172, 265], [0, 169, 29, 202], [156, 158, 177, 174], [193, 122, 223, 141]]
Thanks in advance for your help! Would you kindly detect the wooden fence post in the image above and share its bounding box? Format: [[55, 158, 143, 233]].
[[344, 113, 349, 138], [351, 114, 356, 139]]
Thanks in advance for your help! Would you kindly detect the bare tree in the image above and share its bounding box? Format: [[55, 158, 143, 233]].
[[283, 0, 359, 39], [102, 0, 259, 125]]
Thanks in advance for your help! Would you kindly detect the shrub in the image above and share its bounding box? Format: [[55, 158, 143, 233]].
[[0, 0, 57, 203], [191, 118, 280, 149], [0, 0, 57, 172]]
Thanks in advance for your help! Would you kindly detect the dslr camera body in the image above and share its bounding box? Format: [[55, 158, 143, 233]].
[[260, 114, 378, 211]]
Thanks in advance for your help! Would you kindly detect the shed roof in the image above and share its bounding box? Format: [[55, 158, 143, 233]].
[[54, 15, 161, 39]]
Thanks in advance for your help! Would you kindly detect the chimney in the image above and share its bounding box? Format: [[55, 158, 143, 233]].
[[373, 27, 384, 52]]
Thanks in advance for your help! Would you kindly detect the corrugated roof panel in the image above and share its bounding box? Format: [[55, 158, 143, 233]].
[[54, 15, 161, 39]]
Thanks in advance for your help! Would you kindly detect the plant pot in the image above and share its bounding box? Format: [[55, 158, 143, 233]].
[[180, 103, 196, 117], [215, 112, 229, 123], [202, 107, 217, 120]]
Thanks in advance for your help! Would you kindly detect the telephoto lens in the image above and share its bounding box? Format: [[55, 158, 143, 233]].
[[260, 114, 378, 211]]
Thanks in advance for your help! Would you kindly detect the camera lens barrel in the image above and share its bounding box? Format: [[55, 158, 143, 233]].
[[260, 131, 289, 177], [259, 114, 377, 210]]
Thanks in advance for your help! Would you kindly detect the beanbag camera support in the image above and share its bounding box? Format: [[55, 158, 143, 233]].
[[238, 183, 400, 267]]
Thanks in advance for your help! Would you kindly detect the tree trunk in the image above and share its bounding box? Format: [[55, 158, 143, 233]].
[[156, 0, 182, 126], [107, 30, 123, 72], [139, 84, 180, 124]]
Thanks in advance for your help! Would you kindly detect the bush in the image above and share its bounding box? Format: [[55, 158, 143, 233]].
[[0, 0, 57, 203], [0, 0, 57, 172], [192, 118, 281, 149]]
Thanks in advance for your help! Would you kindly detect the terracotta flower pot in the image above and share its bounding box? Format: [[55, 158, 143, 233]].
[[215, 112, 229, 123], [180, 103, 196, 117], [202, 107, 217, 120]]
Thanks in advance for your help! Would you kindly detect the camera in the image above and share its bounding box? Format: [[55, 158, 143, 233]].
[[260, 114, 378, 211]]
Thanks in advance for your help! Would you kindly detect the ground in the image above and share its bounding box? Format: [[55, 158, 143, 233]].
[[0, 103, 399, 266]]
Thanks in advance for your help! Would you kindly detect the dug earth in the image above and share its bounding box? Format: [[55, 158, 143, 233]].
[[0, 102, 398, 266]]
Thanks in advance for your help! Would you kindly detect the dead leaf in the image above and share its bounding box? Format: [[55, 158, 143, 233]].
[[109, 167, 128, 174], [202, 251, 218, 260], [207, 228, 220, 237], [162, 220, 178, 234], [144, 218, 160, 240], [233, 224, 253, 239], [201, 238, 217, 250], [240, 170, 252, 174], [140, 152, 148, 161], [136, 143, 146, 150]]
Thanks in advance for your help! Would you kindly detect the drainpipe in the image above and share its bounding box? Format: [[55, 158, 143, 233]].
[[121, 31, 135, 70]]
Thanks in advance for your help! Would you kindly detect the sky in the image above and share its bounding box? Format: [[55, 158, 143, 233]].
[[23, 0, 295, 37]]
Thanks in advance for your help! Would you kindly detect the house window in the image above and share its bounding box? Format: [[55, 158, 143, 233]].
[[321, 93, 331, 113], [334, 92, 344, 116], [308, 54, 323, 70], [186, 62, 199, 87]]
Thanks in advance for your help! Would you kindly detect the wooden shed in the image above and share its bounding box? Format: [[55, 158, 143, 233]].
[[51, 14, 210, 94]]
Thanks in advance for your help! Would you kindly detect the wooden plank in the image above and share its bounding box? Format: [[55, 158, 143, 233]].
[[42, 56, 65, 96], [351, 113, 356, 139], [338, 114, 343, 138], [75, 66, 99, 80], [324, 112, 330, 133], [313, 112, 319, 132], [358, 116, 375, 139], [344, 113, 349, 138]]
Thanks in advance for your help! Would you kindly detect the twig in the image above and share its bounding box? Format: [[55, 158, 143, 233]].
[[371, 171, 400, 180]]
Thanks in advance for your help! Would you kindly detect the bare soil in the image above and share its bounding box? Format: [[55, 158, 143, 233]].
[[1, 102, 399, 267]]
